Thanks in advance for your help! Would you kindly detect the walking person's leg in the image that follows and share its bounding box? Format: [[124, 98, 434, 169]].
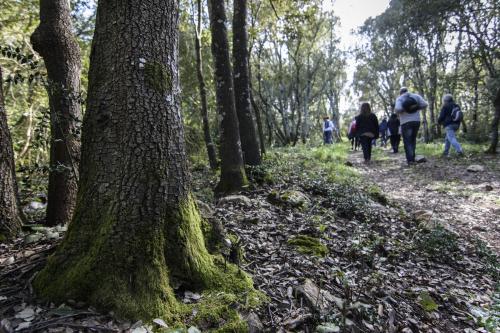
[[443, 129, 451, 156], [408, 122, 420, 163], [360, 136, 370, 161], [395, 135, 400, 153], [446, 126, 463, 154], [367, 137, 373, 161], [401, 123, 412, 163], [390, 135, 396, 152]]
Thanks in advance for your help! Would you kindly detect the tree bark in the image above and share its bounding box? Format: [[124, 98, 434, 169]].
[[232, 0, 261, 165], [31, 0, 81, 226], [486, 87, 500, 154], [33, 0, 252, 319], [0, 67, 23, 241], [194, 0, 218, 169], [208, 0, 247, 193]]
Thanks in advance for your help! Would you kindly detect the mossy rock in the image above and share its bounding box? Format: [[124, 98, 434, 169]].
[[268, 189, 310, 209], [367, 185, 389, 205], [288, 235, 328, 257]]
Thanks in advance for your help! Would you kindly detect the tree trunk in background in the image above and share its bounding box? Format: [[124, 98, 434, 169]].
[[233, 0, 261, 165], [194, 0, 218, 169], [34, 0, 252, 319], [208, 0, 247, 193], [31, 0, 81, 226], [486, 87, 500, 154], [0, 67, 23, 241]]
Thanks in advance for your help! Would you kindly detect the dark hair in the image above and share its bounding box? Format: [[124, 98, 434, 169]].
[[360, 102, 371, 116]]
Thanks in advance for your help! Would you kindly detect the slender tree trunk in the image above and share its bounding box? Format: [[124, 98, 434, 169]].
[[31, 0, 81, 226], [249, 89, 266, 154], [232, 0, 261, 165], [208, 0, 247, 193], [0, 67, 23, 241], [486, 87, 500, 154], [194, 0, 217, 169], [33, 0, 252, 319]]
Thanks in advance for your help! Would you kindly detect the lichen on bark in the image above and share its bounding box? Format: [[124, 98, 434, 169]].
[[144, 61, 172, 93]]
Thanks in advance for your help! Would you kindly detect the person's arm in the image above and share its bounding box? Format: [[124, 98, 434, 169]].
[[373, 115, 380, 138], [416, 94, 428, 109]]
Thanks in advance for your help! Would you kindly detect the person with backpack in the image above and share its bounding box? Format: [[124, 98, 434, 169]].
[[348, 118, 359, 150], [323, 116, 334, 145], [394, 87, 428, 165], [356, 102, 379, 163], [438, 94, 464, 157], [387, 113, 401, 153], [379, 117, 388, 147]]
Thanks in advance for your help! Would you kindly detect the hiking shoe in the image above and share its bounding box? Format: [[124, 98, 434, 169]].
[[457, 152, 465, 157]]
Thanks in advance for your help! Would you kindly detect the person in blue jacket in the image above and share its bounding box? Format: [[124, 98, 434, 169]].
[[438, 94, 464, 157]]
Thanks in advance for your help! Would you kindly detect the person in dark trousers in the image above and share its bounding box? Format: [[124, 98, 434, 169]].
[[438, 94, 464, 156], [323, 116, 334, 144], [348, 118, 359, 150], [356, 102, 379, 163], [387, 113, 401, 153], [379, 117, 388, 147], [394, 87, 428, 165]]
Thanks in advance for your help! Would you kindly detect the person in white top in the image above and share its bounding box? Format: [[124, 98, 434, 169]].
[[323, 116, 334, 144], [394, 87, 428, 164]]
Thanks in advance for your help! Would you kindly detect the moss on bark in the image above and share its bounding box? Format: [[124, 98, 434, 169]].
[[215, 166, 248, 195], [34, 194, 259, 321]]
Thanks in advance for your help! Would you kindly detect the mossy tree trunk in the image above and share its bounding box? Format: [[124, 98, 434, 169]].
[[34, 0, 251, 320], [31, 0, 82, 226], [208, 0, 248, 193], [0, 67, 23, 241], [233, 0, 261, 166], [194, 0, 218, 170]]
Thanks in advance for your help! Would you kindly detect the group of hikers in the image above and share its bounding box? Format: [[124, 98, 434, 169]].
[[324, 87, 465, 165]]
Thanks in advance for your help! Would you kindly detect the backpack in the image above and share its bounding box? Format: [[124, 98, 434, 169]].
[[401, 95, 419, 113], [451, 105, 463, 122]]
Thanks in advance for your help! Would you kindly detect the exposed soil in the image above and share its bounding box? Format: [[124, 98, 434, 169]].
[[348, 147, 500, 253]]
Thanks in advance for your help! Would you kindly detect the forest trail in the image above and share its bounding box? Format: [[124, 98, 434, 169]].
[[348, 146, 500, 253]]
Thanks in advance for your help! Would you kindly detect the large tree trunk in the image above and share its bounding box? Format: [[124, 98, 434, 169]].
[[194, 0, 218, 169], [0, 67, 23, 241], [208, 0, 247, 193], [486, 87, 500, 154], [34, 0, 252, 319], [232, 0, 261, 165], [31, 0, 81, 226]]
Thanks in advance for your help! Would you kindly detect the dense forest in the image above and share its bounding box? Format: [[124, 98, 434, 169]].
[[0, 0, 499, 332]]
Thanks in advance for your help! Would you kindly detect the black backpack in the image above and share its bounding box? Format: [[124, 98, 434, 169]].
[[401, 95, 419, 113], [451, 104, 464, 123]]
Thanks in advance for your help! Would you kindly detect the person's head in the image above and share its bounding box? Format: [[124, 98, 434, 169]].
[[323, 116, 329, 121], [442, 94, 454, 105], [399, 87, 408, 95], [360, 102, 371, 116], [390, 113, 397, 119]]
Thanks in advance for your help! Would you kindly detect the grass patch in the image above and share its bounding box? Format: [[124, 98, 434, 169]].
[[415, 225, 461, 262]]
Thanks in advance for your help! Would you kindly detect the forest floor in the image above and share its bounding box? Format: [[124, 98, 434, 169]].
[[0, 143, 499, 333]]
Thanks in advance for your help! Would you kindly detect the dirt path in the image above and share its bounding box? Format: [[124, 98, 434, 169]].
[[349, 146, 500, 253]]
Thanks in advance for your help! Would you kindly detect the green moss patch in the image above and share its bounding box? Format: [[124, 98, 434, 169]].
[[288, 235, 328, 257], [419, 291, 438, 312], [144, 61, 172, 93]]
